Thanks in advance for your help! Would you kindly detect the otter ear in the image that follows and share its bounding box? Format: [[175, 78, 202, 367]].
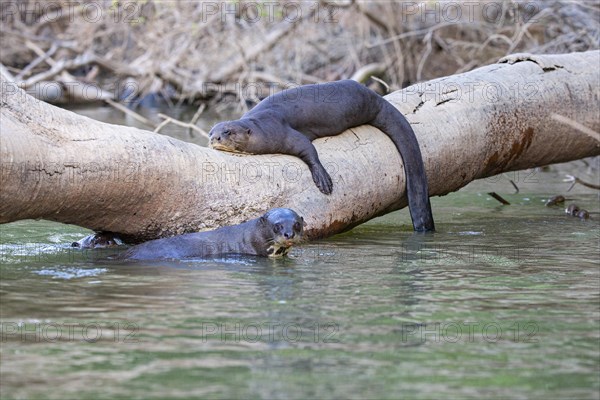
[[301, 217, 306, 227], [260, 216, 267, 225]]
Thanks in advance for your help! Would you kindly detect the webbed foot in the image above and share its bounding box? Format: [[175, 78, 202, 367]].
[[311, 165, 333, 195]]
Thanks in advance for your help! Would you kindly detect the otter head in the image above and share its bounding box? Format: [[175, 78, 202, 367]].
[[208, 121, 252, 153], [261, 208, 305, 258], [566, 203, 580, 216]]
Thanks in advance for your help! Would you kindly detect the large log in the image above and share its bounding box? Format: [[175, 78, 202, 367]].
[[1, 51, 599, 242]]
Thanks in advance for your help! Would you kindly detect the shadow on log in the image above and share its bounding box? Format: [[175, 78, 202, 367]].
[[1, 51, 599, 242]]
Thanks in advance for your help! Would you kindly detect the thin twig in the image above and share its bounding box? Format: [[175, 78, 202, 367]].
[[153, 118, 171, 134], [16, 42, 58, 80], [156, 113, 209, 138], [370, 76, 390, 93], [564, 175, 600, 190], [509, 180, 519, 194], [0, 63, 16, 82], [189, 104, 206, 125], [105, 99, 154, 126], [417, 30, 433, 82], [552, 114, 600, 142], [21, 53, 96, 88], [488, 192, 511, 205], [508, 8, 554, 54]]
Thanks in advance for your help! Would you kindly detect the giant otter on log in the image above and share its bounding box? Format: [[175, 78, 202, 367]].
[[209, 80, 435, 232]]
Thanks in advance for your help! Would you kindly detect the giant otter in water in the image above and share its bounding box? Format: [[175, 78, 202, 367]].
[[72, 231, 122, 249], [120, 208, 304, 260], [208, 80, 435, 232]]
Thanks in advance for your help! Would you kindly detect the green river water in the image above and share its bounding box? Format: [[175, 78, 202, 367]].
[[1, 105, 599, 399]]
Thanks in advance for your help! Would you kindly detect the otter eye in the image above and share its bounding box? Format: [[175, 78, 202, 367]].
[[274, 223, 283, 233], [293, 222, 302, 231], [223, 129, 231, 136]]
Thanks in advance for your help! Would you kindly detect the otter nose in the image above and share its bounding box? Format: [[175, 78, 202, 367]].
[[284, 231, 295, 239]]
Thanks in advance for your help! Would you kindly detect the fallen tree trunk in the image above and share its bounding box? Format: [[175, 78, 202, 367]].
[[1, 51, 599, 242]]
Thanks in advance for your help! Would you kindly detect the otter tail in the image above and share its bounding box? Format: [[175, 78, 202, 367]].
[[372, 101, 435, 232]]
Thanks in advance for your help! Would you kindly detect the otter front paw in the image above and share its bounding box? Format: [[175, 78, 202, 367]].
[[311, 166, 333, 195]]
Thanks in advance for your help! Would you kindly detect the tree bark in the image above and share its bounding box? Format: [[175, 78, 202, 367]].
[[1, 51, 599, 242]]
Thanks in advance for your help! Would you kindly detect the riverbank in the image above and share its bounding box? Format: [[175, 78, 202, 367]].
[[1, 1, 598, 110]]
